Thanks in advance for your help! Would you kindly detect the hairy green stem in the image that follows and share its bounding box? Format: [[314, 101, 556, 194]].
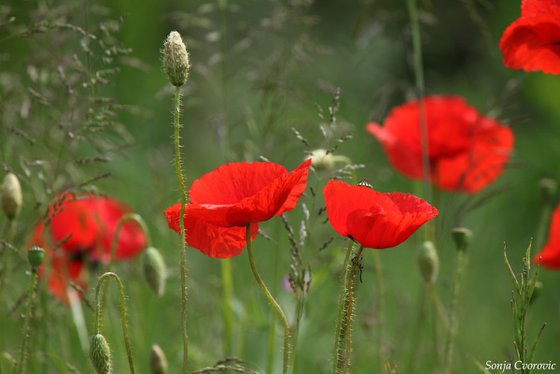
[[173, 85, 190, 374], [332, 240, 355, 374], [0, 220, 15, 303], [371, 250, 385, 370], [15, 270, 39, 374], [406, 284, 428, 373], [290, 291, 305, 374], [94, 272, 135, 374], [245, 225, 290, 374], [108, 213, 151, 270], [220, 259, 234, 355], [406, 0, 432, 203], [443, 250, 467, 374]]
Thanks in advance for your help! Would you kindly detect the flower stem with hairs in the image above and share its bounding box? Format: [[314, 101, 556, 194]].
[[245, 225, 291, 374], [94, 272, 135, 374], [15, 269, 39, 374]]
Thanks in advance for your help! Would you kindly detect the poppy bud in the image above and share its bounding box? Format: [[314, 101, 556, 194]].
[[162, 31, 190, 87], [307, 149, 350, 172], [90, 334, 112, 374], [150, 344, 168, 374], [530, 281, 543, 305], [143, 247, 166, 296], [417, 241, 439, 284], [1, 172, 22, 220], [451, 227, 472, 252], [538, 178, 557, 204], [27, 245, 45, 271]]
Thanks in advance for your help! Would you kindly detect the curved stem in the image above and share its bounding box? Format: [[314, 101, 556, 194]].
[[108, 213, 151, 270], [371, 250, 385, 371], [94, 272, 136, 374], [245, 225, 290, 374], [16, 271, 39, 374], [173, 85, 190, 374]]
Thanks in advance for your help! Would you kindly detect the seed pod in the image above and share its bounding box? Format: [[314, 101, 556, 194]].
[[150, 344, 168, 374], [417, 241, 439, 284], [1, 172, 22, 220], [143, 247, 166, 296], [90, 334, 112, 374], [162, 31, 190, 87], [451, 227, 473, 252], [28, 245, 45, 270]]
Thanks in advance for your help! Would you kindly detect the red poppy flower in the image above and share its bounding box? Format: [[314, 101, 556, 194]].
[[534, 204, 560, 269], [164, 160, 311, 258], [366, 96, 514, 193], [32, 193, 146, 262], [499, 0, 560, 74], [323, 180, 438, 249], [45, 251, 87, 302]]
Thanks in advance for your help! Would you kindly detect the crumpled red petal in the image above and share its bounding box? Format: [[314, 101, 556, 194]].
[[534, 205, 560, 269], [323, 180, 438, 249], [164, 203, 258, 258], [187, 160, 311, 227]]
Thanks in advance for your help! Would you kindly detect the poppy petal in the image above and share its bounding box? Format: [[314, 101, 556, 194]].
[[164, 203, 258, 258]]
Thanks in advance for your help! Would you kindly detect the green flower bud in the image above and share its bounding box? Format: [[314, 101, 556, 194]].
[[162, 31, 190, 87], [538, 178, 557, 204], [1, 172, 22, 220], [451, 227, 472, 252], [90, 334, 112, 374], [530, 281, 543, 305], [143, 247, 166, 297], [417, 241, 439, 284], [28, 245, 45, 270], [150, 344, 168, 374]]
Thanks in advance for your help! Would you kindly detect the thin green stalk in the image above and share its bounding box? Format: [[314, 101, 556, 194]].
[[220, 259, 234, 355], [108, 213, 151, 270], [173, 85, 190, 374], [94, 272, 135, 374], [331, 240, 355, 374], [14, 270, 39, 374], [0, 220, 15, 302], [337, 246, 364, 374], [406, 0, 432, 203], [290, 291, 305, 374], [266, 237, 281, 374], [371, 250, 385, 371], [245, 225, 290, 374], [443, 250, 467, 374], [406, 284, 428, 373], [534, 202, 552, 251]]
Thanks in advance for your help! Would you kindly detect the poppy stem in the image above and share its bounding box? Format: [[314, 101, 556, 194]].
[[245, 225, 291, 374], [333, 244, 363, 374], [406, 0, 432, 203], [15, 268, 39, 374], [0, 219, 15, 305], [94, 272, 136, 374], [220, 258, 234, 355], [371, 250, 385, 371], [172, 84, 190, 374], [443, 249, 467, 374], [108, 213, 151, 270]]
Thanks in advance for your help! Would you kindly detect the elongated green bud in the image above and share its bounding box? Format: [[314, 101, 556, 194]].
[[90, 334, 112, 374], [1, 172, 22, 220], [530, 281, 543, 305], [162, 31, 190, 87], [143, 247, 166, 296], [28, 245, 45, 271], [451, 227, 472, 252], [417, 241, 439, 284], [150, 344, 168, 374], [538, 178, 557, 204]]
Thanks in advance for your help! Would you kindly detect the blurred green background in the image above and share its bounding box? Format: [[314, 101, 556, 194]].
[[1, 0, 560, 373]]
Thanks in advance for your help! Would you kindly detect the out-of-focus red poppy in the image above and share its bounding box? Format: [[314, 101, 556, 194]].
[[323, 180, 438, 249], [33, 193, 146, 262], [366, 96, 514, 193], [45, 251, 87, 302], [499, 0, 560, 74], [164, 160, 311, 258], [534, 204, 560, 269]]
